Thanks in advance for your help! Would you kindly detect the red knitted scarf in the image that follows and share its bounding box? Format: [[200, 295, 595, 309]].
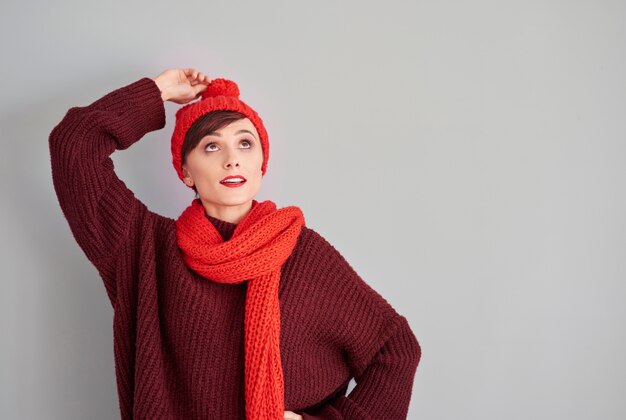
[[175, 198, 305, 419]]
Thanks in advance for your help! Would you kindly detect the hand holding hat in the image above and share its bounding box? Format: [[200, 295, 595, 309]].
[[151, 68, 211, 104]]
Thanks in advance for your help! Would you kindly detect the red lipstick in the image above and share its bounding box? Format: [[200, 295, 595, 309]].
[[220, 175, 247, 188]]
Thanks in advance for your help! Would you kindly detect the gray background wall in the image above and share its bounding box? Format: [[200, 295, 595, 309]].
[[1, 0, 625, 419]]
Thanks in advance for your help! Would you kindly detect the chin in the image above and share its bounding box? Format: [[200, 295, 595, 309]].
[[199, 184, 259, 205], [213, 194, 255, 206]]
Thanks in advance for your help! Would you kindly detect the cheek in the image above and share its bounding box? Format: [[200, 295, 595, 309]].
[[246, 150, 263, 170], [257, 149, 265, 168]]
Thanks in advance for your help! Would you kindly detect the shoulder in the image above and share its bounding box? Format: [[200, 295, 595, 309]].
[[296, 225, 342, 259], [294, 225, 356, 278], [296, 225, 349, 260], [294, 224, 399, 320]]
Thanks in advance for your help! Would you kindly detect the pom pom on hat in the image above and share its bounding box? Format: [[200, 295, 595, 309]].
[[201, 78, 240, 99], [170, 77, 270, 187]]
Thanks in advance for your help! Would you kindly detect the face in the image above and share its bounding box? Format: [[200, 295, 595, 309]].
[[181, 118, 264, 221]]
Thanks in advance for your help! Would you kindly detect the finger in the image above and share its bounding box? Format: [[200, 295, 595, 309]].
[[195, 72, 211, 84], [183, 67, 194, 84], [190, 73, 202, 85], [193, 83, 207, 97], [183, 68, 201, 83]]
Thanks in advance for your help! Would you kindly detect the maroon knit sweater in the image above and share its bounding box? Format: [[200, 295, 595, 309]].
[[48, 77, 421, 419]]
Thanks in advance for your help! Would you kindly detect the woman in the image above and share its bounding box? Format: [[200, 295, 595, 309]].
[[49, 67, 421, 419]]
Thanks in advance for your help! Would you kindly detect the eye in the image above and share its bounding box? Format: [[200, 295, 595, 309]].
[[203, 139, 252, 152]]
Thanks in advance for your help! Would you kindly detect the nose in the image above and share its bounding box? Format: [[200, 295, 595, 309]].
[[223, 149, 240, 169]]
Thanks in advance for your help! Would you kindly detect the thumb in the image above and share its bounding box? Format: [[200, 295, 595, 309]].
[[193, 83, 208, 98]]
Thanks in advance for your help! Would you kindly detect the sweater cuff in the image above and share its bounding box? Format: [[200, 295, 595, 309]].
[[86, 77, 166, 150], [116, 77, 166, 149]]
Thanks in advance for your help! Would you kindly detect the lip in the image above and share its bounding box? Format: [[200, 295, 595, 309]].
[[220, 175, 247, 188]]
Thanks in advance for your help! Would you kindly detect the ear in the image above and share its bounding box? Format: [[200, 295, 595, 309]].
[[182, 165, 194, 186]]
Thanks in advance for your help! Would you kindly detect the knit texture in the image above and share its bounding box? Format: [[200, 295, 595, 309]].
[[176, 198, 305, 419], [48, 77, 421, 419]]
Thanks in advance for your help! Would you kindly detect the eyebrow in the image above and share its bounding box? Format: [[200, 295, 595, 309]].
[[205, 129, 258, 140]]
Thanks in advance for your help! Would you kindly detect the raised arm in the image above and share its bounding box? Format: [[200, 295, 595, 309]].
[[49, 77, 165, 299], [48, 68, 210, 303]]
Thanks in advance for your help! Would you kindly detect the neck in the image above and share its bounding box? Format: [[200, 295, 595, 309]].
[[200, 199, 254, 224]]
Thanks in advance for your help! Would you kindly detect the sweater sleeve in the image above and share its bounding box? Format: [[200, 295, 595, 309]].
[[48, 77, 166, 302], [300, 231, 422, 420]]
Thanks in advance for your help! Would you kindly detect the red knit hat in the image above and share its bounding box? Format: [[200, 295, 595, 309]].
[[171, 78, 269, 186]]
